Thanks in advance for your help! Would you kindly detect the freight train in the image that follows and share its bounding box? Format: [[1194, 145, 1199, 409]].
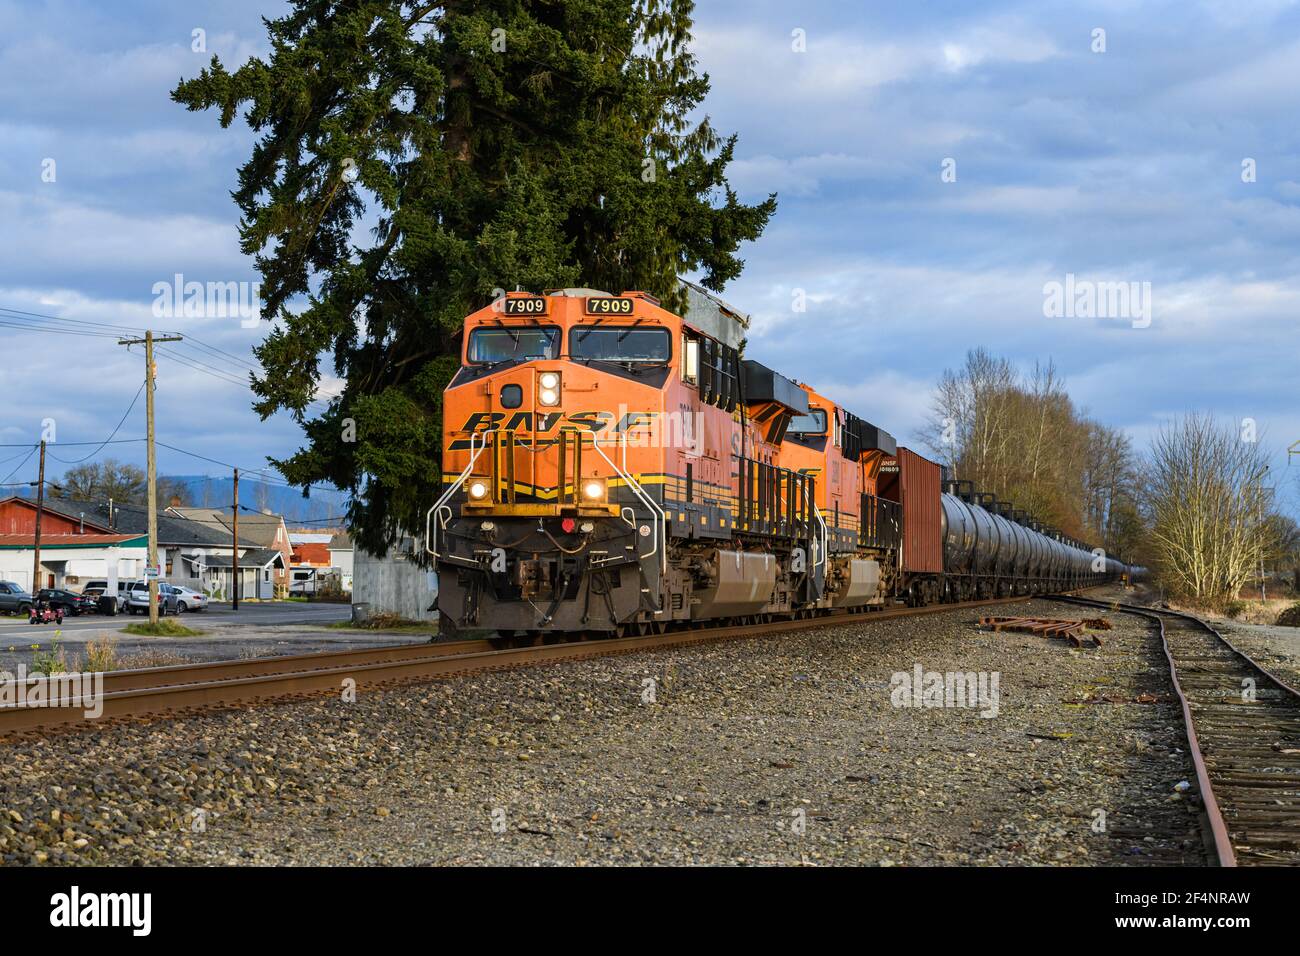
[[427, 283, 1134, 639]]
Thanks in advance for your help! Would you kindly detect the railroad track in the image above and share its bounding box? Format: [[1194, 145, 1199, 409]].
[[0, 593, 1070, 737], [1053, 595, 1300, 867]]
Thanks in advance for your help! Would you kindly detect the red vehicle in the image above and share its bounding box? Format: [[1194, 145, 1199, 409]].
[[28, 599, 65, 625]]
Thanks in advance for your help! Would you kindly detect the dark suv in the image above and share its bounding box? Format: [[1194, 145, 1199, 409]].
[[0, 581, 32, 615]]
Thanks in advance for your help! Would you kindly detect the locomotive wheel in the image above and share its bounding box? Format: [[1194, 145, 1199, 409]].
[[489, 630, 521, 649]]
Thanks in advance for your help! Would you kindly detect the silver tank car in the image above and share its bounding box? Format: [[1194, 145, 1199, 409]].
[[940, 493, 1113, 586]]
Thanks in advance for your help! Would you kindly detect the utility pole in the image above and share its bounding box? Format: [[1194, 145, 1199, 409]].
[[232, 468, 240, 611], [31, 440, 46, 593], [118, 330, 182, 626]]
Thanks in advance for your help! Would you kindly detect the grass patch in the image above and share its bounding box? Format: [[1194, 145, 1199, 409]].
[[120, 619, 204, 638], [325, 612, 434, 634]]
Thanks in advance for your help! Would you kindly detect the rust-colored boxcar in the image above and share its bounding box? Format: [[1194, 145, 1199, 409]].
[[874, 447, 943, 574]]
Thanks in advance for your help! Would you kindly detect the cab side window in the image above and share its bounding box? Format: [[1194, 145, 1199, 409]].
[[691, 335, 740, 412], [681, 334, 700, 384]]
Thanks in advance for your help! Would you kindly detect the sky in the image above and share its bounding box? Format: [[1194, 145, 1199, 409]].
[[1, 0, 1298, 513]]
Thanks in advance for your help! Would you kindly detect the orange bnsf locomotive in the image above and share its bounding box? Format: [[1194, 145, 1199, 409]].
[[427, 283, 1131, 639]]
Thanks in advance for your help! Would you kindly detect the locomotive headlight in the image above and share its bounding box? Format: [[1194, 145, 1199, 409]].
[[537, 371, 561, 406], [582, 479, 606, 501], [467, 479, 490, 501]]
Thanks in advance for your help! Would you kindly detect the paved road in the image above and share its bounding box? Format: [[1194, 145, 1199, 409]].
[[0, 600, 428, 671], [0, 601, 351, 635]]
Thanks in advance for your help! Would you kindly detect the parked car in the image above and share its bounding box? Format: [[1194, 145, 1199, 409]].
[[35, 588, 98, 616], [79, 585, 118, 614], [79, 579, 130, 613], [0, 581, 32, 615], [126, 580, 178, 615], [168, 584, 208, 613]]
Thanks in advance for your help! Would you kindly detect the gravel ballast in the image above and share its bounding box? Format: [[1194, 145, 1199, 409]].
[[0, 597, 1207, 866]]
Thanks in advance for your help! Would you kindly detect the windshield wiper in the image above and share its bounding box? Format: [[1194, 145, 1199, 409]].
[[616, 318, 644, 342]]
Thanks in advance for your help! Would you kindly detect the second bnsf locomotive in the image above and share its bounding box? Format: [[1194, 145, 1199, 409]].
[[427, 283, 1131, 639]]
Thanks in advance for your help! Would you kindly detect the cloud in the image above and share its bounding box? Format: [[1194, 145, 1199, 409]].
[[3, 0, 1300, 516]]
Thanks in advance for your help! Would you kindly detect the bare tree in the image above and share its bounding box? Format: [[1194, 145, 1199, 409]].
[[1144, 414, 1277, 606], [920, 349, 1145, 559], [58, 460, 146, 503]]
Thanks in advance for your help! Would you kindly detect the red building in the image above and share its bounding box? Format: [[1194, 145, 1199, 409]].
[[0, 497, 148, 591]]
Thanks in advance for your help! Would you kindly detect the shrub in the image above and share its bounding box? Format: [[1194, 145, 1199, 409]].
[[30, 638, 70, 675], [84, 638, 119, 672]]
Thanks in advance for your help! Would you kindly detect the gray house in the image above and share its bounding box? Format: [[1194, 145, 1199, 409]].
[[193, 548, 286, 601], [41, 498, 272, 600]]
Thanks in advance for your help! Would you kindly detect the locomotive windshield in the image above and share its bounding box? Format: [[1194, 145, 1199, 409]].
[[570, 326, 670, 363], [467, 326, 560, 363], [788, 408, 827, 435]]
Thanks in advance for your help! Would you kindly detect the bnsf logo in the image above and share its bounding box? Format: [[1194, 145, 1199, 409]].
[[457, 411, 657, 434]]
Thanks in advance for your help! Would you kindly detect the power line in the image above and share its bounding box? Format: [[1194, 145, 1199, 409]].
[[1, 446, 37, 484], [46, 380, 147, 466], [0, 305, 148, 333], [1, 301, 342, 411], [155, 345, 252, 389], [154, 343, 337, 412], [3, 437, 338, 494], [0, 439, 142, 448], [152, 440, 340, 493], [181, 334, 261, 372], [0, 319, 121, 339], [0, 447, 37, 467]]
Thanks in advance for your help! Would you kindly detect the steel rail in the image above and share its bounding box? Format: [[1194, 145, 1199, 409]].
[[82, 638, 494, 693], [2, 591, 1102, 738], [1050, 594, 1300, 867]]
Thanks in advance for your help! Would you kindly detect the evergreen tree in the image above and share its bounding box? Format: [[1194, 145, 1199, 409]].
[[173, 0, 775, 553]]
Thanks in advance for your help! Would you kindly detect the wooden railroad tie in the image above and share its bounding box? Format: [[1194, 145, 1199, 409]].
[[978, 616, 1109, 648]]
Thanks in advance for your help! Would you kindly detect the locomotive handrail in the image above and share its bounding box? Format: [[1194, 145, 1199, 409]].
[[591, 430, 667, 577], [425, 430, 492, 560], [804, 484, 827, 573]]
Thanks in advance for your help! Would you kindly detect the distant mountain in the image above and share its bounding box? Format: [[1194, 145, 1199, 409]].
[[162, 475, 350, 526]]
